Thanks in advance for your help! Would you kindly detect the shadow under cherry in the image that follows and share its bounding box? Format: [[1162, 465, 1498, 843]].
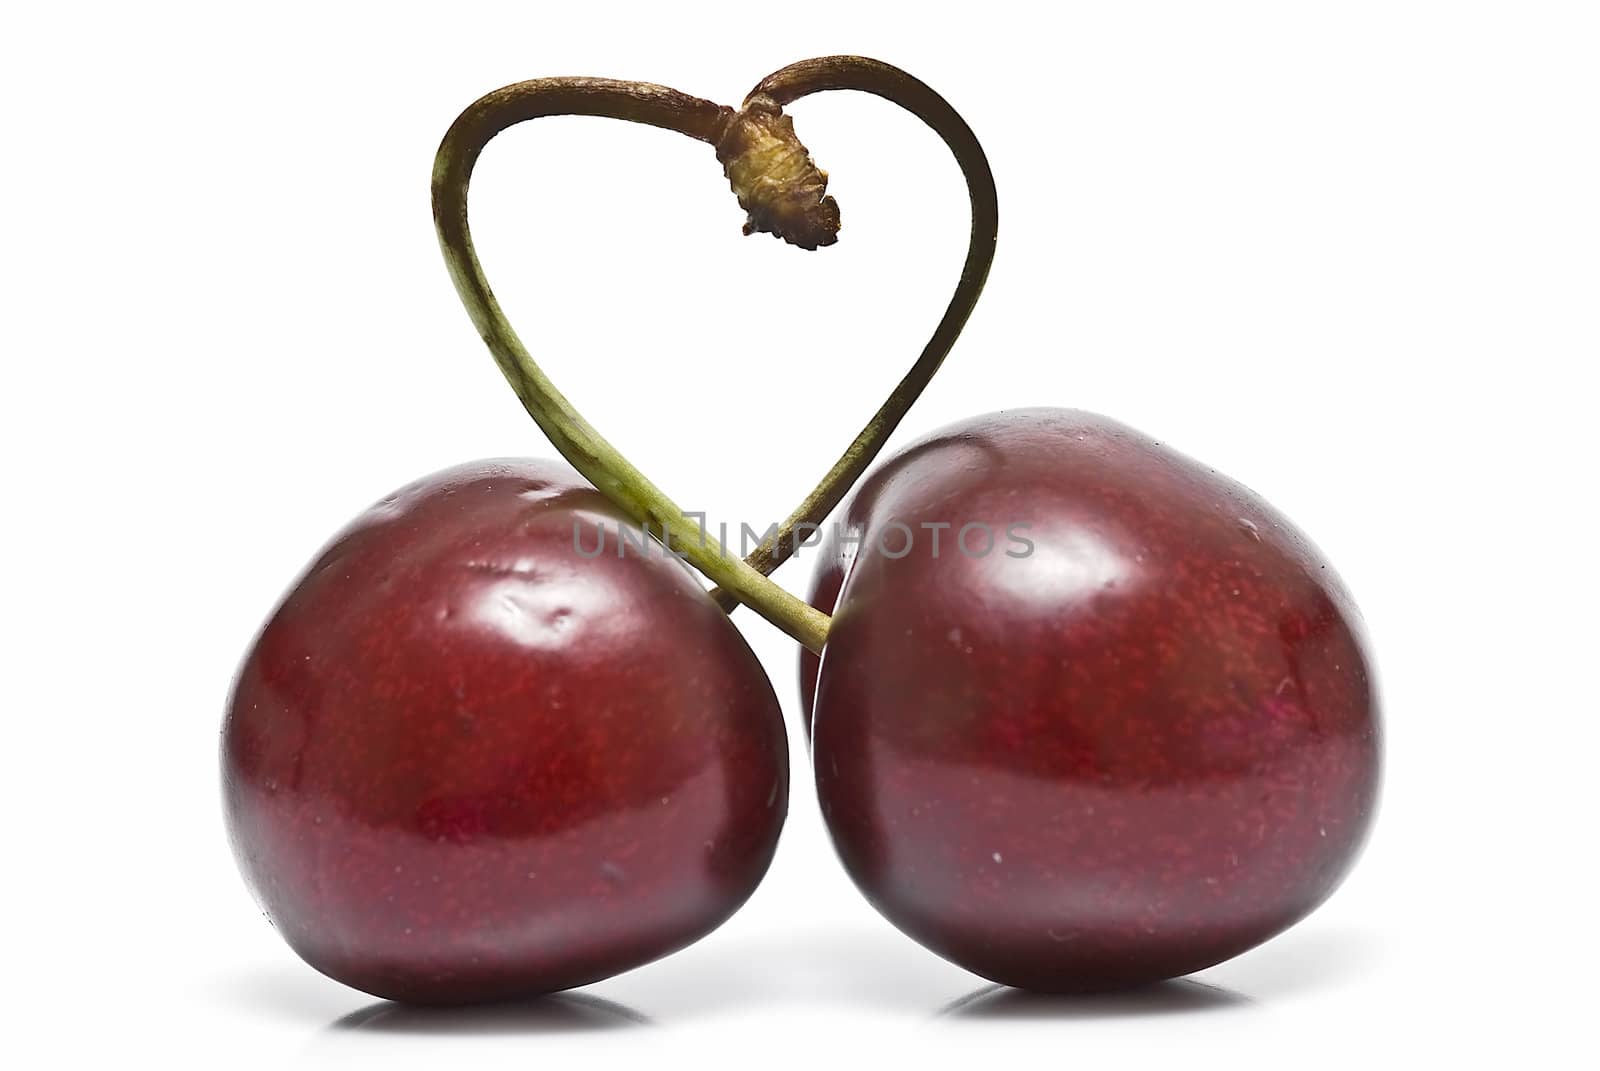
[[939, 978, 1253, 1020], [330, 991, 652, 1035]]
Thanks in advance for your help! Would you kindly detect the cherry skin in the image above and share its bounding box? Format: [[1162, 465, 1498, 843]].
[[803, 409, 1379, 991], [223, 459, 788, 1004]]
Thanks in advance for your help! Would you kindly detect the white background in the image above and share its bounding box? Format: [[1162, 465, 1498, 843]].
[[5, 2, 1597, 1067]]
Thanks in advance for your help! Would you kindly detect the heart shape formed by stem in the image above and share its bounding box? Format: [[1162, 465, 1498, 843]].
[[431, 56, 998, 652]]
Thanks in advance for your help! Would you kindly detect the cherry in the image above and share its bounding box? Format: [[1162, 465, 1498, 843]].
[[222, 57, 996, 1004], [223, 460, 787, 1004], [802, 409, 1380, 991]]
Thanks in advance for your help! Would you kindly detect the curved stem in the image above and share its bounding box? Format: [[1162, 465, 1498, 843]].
[[432, 77, 831, 651], [709, 56, 999, 609]]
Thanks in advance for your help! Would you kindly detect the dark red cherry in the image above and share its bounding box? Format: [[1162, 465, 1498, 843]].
[[804, 409, 1379, 991], [223, 459, 787, 1004]]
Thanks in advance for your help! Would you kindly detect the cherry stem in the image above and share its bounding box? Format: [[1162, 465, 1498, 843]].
[[707, 56, 998, 610], [433, 76, 831, 652], [431, 60, 996, 654]]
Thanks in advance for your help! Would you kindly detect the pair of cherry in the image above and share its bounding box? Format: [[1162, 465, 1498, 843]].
[[223, 57, 1379, 1005]]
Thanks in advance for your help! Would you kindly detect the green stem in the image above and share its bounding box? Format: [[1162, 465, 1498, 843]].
[[432, 77, 831, 651], [431, 61, 996, 652], [708, 56, 999, 609]]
